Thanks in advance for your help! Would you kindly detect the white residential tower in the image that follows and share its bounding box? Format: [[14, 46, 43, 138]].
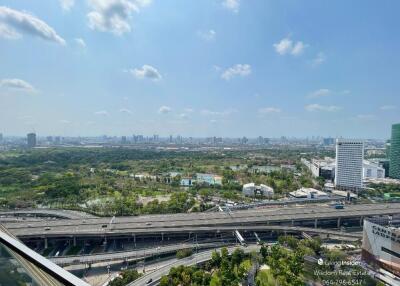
[[335, 138, 364, 191]]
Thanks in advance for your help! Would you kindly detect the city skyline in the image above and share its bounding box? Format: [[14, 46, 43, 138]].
[[1, 1, 400, 138]]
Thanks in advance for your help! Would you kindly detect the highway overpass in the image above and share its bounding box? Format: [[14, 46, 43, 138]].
[[0, 209, 96, 220], [3, 203, 399, 241], [47, 226, 360, 267], [50, 242, 228, 267]]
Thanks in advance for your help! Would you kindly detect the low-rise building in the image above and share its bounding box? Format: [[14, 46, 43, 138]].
[[242, 183, 274, 197], [130, 173, 157, 181], [289, 187, 329, 199], [180, 178, 194, 187], [363, 160, 385, 179], [249, 165, 280, 174], [196, 173, 222, 186], [301, 157, 335, 180]]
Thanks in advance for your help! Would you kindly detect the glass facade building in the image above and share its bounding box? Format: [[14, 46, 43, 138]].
[[389, 123, 400, 179]]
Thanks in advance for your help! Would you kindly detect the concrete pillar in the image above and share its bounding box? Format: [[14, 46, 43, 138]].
[[161, 233, 164, 241], [73, 236, 77, 247], [291, 220, 294, 226], [44, 237, 48, 249], [337, 218, 341, 229], [314, 219, 318, 229]]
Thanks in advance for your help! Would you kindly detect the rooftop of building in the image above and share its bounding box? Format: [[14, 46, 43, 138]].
[[366, 215, 400, 233], [289, 187, 328, 197], [336, 138, 364, 144]]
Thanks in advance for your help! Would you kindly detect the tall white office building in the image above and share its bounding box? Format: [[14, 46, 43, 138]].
[[335, 138, 364, 191]]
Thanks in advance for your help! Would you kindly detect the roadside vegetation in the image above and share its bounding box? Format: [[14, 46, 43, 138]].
[[158, 236, 382, 286], [108, 269, 142, 286]]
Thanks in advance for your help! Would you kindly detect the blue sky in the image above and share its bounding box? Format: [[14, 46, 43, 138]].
[[0, 0, 399, 138]]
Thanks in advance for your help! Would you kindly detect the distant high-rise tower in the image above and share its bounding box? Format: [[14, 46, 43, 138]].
[[323, 137, 334, 146], [27, 133, 37, 148], [389, 123, 400, 179], [335, 138, 364, 191], [0, 133, 3, 143]]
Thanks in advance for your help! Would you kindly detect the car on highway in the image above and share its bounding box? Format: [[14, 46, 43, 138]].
[[146, 278, 153, 284]]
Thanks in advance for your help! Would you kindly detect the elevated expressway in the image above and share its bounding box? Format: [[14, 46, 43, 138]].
[[3, 203, 399, 240], [48, 227, 360, 267], [0, 209, 96, 220], [50, 242, 228, 267]]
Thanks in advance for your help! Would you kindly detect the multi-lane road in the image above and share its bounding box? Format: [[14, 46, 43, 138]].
[[127, 245, 261, 286], [50, 242, 228, 267], [3, 203, 400, 238], [0, 209, 96, 220]]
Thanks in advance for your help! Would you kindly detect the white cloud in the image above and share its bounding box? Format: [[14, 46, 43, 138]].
[[178, 113, 188, 119], [356, 114, 377, 120], [184, 108, 194, 113], [198, 29, 216, 41], [131, 65, 162, 81], [258, 107, 282, 114], [0, 78, 35, 92], [158, 106, 171, 114], [119, 108, 132, 114], [94, 110, 109, 116], [213, 65, 221, 72], [74, 38, 86, 48], [380, 105, 396, 110], [273, 37, 307, 56], [308, 88, 331, 98], [291, 41, 306, 56], [0, 23, 20, 39], [87, 0, 152, 35], [305, 104, 341, 112], [201, 108, 237, 116], [59, 0, 75, 11], [312, 52, 326, 66], [221, 64, 251, 80], [222, 0, 240, 13], [60, 119, 71, 124], [273, 38, 292, 55], [0, 6, 65, 45]]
